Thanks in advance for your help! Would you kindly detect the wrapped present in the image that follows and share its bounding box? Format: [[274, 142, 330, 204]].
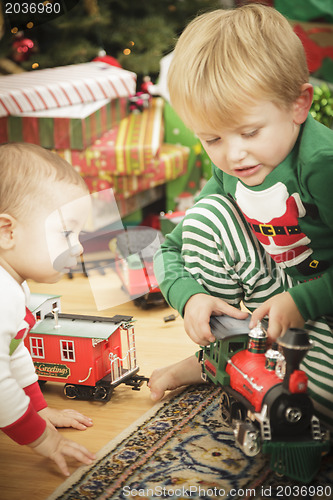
[[56, 97, 165, 175], [81, 143, 189, 197], [83, 174, 146, 198], [163, 101, 204, 211], [0, 61, 136, 117], [0, 97, 129, 149], [291, 22, 333, 83], [116, 185, 165, 218], [156, 143, 190, 182]]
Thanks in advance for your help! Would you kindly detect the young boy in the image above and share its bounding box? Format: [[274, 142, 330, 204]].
[[149, 4, 333, 432], [0, 142, 96, 476]]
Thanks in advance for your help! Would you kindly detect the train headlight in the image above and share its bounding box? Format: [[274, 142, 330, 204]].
[[285, 407, 302, 423]]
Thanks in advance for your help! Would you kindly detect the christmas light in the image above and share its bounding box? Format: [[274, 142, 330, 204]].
[[123, 49, 131, 56], [32, 63, 40, 69]]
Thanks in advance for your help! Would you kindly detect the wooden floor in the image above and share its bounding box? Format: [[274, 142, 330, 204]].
[[0, 273, 196, 500]]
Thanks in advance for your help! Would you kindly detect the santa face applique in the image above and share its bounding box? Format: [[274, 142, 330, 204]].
[[234, 181, 328, 277], [9, 308, 36, 356]]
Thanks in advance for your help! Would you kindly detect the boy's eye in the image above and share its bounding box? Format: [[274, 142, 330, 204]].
[[63, 230, 73, 238], [206, 137, 220, 145], [242, 129, 259, 138]]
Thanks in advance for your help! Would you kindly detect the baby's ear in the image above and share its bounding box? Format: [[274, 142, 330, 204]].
[[292, 83, 314, 125], [0, 214, 16, 250]]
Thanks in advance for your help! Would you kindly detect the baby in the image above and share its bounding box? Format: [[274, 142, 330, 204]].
[[0, 142, 95, 476]]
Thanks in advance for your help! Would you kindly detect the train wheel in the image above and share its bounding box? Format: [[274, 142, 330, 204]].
[[94, 386, 112, 402], [134, 297, 149, 309], [231, 402, 246, 422], [64, 384, 79, 399], [220, 391, 231, 425]]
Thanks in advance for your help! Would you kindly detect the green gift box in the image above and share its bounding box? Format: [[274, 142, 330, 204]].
[[0, 97, 129, 150]]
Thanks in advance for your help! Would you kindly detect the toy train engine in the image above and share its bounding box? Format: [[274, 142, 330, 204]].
[[199, 316, 330, 483], [24, 294, 147, 401]]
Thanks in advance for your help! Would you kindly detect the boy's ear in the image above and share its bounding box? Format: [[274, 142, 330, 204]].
[[0, 214, 16, 250], [292, 83, 314, 125]]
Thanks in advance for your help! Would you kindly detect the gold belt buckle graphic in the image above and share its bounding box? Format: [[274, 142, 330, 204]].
[[259, 223, 276, 236]]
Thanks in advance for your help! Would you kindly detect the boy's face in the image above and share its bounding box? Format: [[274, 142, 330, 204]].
[[9, 183, 90, 284], [194, 100, 301, 186]]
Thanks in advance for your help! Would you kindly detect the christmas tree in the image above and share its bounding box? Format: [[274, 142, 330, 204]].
[[0, 0, 226, 80]]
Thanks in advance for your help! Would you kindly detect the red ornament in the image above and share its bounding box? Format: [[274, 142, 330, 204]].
[[12, 37, 35, 63]]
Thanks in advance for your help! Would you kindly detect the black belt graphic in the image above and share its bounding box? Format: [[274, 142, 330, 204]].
[[251, 223, 301, 237]]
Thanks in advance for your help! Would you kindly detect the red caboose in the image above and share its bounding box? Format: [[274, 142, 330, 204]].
[[24, 294, 146, 401]]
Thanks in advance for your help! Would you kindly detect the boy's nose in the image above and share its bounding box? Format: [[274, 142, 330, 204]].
[[226, 138, 247, 163]]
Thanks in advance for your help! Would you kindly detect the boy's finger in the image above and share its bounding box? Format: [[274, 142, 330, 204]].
[[267, 323, 283, 341], [63, 409, 92, 421], [68, 420, 90, 431], [54, 453, 70, 477], [63, 443, 95, 465], [216, 301, 249, 319], [249, 304, 267, 328], [193, 327, 215, 345]]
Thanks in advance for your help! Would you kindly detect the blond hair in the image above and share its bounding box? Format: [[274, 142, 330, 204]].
[[168, 3, 309, 130], [0, 142, 88, 217]]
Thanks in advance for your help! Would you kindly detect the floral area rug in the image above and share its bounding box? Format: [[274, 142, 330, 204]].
[[48, 385, 333, 500]]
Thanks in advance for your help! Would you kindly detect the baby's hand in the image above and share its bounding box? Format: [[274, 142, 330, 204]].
[[184, 294, 248, 345], [250, 291, 305, 340], [38, 407, 93, 431], [28, 425, 96, 476]]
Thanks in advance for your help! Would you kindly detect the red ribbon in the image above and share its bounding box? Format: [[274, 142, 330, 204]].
[[294, 24, 333, 72]]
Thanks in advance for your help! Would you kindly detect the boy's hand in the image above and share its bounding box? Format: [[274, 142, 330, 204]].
[[38, 407, 93, 431], [249, 291, 305, 340], [184, 293, 248, 345], [28, 425, 96, 476]]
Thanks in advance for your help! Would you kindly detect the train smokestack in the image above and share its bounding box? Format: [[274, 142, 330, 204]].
[[277, 328, 312, 391]]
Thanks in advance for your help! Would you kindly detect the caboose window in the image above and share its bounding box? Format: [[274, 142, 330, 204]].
[[60, 340, 75, 362], [29, 337, 45, 358]]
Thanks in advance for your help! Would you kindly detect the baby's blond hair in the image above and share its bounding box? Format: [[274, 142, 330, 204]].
[[0, 142, 88, 218], [168, 3, 309, 131]]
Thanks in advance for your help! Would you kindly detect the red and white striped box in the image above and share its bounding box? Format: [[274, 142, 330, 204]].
[[0, 62, 136, 117]]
